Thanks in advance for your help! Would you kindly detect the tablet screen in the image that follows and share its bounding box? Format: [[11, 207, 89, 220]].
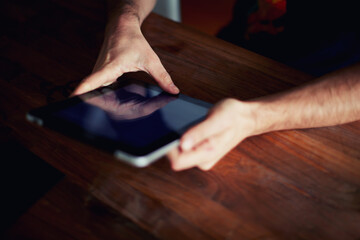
[[52, 82, 209, 149]]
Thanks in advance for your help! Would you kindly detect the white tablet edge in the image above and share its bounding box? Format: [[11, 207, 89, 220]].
[[114, 139, 180, 168]]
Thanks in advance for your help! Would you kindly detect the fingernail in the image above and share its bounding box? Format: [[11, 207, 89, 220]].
[[181, 138, 192, 151], [170, 84, 180, 93], [102, 81, 112, 86]]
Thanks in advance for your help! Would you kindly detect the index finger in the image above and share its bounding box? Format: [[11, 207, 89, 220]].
[[72, 66, 120, 96]]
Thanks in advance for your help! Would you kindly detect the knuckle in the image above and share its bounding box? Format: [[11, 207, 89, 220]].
[[148, 53, 159, 62], [204, 137, 215, 150], [146, 54, 160, 66]]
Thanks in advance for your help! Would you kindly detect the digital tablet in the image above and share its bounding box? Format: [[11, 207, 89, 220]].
[[26, 75, 212, 167]]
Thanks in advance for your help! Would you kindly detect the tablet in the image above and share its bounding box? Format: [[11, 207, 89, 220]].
[[26, 75, 212, 167]]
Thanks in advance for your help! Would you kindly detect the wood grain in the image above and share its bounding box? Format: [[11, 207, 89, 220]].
[[1, 0, 360, 239], [4, 178, 157, 240]]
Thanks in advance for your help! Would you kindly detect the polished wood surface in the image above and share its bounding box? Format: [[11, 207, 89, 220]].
[[5, 177, 156, 240], [2, 0, 360, 239]]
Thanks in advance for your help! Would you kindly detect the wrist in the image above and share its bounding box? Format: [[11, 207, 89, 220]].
[[246, 97, 288, 136], [239, 99, 278, 137], [226, 99, 262, 138], [106, 13, 141, 34]]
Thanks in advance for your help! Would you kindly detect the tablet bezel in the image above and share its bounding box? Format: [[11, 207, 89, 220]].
[[26, 76, 212, 167]]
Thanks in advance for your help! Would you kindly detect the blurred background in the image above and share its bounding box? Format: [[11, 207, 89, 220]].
[[154, 0, 237, 36]]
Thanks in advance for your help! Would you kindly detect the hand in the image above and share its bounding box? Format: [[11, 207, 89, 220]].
[[72, 18, 179, 96], [167, 99, 257, 171]]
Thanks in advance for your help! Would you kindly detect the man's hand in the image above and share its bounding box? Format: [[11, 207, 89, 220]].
[[167, 99, 257, 171], [72, 1, 179, 96], [168, 63, 360, 171]]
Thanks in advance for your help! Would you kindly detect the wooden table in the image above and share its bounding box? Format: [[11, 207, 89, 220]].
[[2, 0, 360, 239]]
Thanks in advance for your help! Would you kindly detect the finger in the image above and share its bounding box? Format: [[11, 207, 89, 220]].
[[173, 126, 236, 171], [198, 161, 218, 171], [171, 134, 219, 171], [145, 57, 179, 94], [72, 66, 121, 96], [180, 112, 227, 152], [167, 145, 181, 163]]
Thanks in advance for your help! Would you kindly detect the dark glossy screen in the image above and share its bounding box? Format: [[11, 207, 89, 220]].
[[53, 83, 209, 148]]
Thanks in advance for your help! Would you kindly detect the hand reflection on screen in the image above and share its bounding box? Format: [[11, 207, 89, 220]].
[[84, 84, 177, 120]]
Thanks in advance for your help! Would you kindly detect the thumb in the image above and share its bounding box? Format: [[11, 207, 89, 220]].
[[180, 111, 225, 152], [72, 66, 121, 96]]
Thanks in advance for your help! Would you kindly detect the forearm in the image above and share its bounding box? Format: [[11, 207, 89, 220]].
[[249, 63, 360, 135], [92, 0, 156, 72], [106, 0, 156, 30]]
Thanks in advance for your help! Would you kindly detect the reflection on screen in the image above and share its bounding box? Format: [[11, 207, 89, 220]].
[[54, 83, 209, 148]]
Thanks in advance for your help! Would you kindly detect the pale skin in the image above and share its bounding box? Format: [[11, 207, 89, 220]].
[[73, 0, 360, 171], [170, 65, 360, 170], [72, 0, 179, 96]]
